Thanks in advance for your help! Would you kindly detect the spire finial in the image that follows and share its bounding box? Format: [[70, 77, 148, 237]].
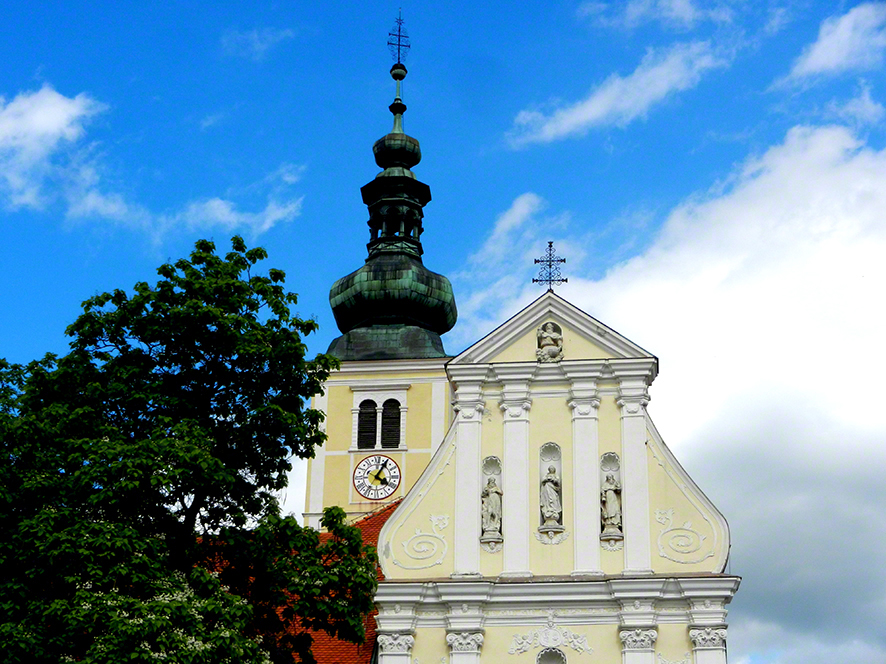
[[387, 10, 410, 65], [533, 242, 568, 292], [386, 11, 410, 134]]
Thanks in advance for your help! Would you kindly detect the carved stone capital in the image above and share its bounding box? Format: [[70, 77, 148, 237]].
[[377, 633, 415, 654], [568, 398, 600, 418], [500, 399, 532, 420], [454, 400, 485, 420], [619, 628, 658, 651], [689, 627, 727, 649], [447, 631, 484, 653], [616, 395, 649, 415]]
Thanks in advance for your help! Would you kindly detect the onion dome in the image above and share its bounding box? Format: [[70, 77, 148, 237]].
[[327, 62, 457, 361]]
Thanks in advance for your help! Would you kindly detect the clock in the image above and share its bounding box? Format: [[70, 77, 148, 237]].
[[353, 454, 401, 500]]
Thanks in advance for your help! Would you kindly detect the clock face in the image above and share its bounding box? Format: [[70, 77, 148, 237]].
[[353, 454, 401, 500]]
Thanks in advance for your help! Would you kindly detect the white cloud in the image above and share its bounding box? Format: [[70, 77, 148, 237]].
[[0, 83, 303, 238], [199, 113, 224, 130], [0, 84, 106, 208], [786, 3, 886, 81], [167, 196, 303, 236], [582, 0, 732, 29], [827, 81, 886, 125], [457, 122, 886, 657], [508, 41, 729, 146], [221, 28, 295, 62]]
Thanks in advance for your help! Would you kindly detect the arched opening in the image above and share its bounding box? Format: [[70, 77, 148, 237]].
[[357, 399, 378, 449], [380, 399, 401, 449]]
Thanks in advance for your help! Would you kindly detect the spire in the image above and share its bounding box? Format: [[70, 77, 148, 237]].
[[326, 15, 457, 361]]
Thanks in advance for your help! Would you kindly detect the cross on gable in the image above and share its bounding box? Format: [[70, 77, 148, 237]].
[[533, 241, 567, 291]]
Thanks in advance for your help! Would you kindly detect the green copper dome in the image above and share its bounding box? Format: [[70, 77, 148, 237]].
[[327, 63, 457, 361]]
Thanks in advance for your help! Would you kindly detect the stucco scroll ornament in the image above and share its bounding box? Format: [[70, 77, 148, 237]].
[[447, 632, 484, 653], [393, 514, 450, 570], [619, 629, 657, 651], [689, 627, 727, 649], [377, 633, 415, 653], [536, 322, 564, 363], [655, 509, 713, 564], [508, 613, 593, 656]]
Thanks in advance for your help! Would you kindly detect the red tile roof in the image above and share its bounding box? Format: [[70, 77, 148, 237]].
[[306, 501, 400, 664]]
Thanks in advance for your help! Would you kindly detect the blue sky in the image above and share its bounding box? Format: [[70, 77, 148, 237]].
[[3, 3, 886, 663]]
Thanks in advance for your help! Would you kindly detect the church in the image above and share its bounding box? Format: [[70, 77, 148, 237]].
[[303, 45, 739, 664]]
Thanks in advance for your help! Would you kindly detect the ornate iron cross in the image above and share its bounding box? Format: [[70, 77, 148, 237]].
[[533, 241, 567, 291], [387, 10, 410, 63]]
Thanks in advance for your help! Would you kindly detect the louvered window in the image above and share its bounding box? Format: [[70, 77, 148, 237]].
[[380, 399, 401, 449], [357, 400, 377, 449]]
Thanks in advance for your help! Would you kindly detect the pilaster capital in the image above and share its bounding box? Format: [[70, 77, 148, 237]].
[[689, 626, 727, 650], [619, 628, 658, 651], [454, 400, 486, 421], [616, 379, 649, 415], [377, 632, 415, 654], [446, 631, 484, 653], [500, 399, 532, 420], [568, 397, 600, 419]]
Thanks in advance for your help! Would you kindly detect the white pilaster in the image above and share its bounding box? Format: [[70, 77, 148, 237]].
[[617, 375, 652, 574], [450, 366, 488, 577], [690, 627, 728, 664], [494, 365, 535, 578], [377, 633, 415, 664], [306, 388, 328, 530], [566, 366, 602, 576], [619, 628, 657, 664]]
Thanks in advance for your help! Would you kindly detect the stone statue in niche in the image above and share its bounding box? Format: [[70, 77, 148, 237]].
[[536, 322, 564, 363], [481, 477, 503, 539], [539, 465, 563, 527], [600, 473, 623, 540]]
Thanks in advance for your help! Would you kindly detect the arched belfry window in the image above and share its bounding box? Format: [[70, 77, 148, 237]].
[[357, 400, 378, 450], [381, 399, 401, 449], [350, 386, 409, 451]]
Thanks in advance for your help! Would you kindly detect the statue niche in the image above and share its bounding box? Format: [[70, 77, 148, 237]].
[[600, 452, 623, 548], [538, 442, 564, 539], [536, 322, 564, 363], [480, 456, 503, 552]]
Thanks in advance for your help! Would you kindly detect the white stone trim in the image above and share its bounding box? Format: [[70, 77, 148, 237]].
[[306, 388, 328, 529], [451, 371, 485, 577], [334, 357, 449, 375]]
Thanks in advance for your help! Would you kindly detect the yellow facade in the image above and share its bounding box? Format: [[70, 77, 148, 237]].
[[308, 292, 739, 664]]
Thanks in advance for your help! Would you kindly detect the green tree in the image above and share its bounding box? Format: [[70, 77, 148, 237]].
[[0, 237, 378, 663]]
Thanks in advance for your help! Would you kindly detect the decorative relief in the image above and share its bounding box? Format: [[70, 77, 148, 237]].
[[502, 400, 531, 420], [600, 538, 623, 551], [647, 440, 720, 566], [658, 653, 690, 664], [568, 398, 600, 418], [481, 456, 503, 553], [619, 629, 657, 651], [508, 614, 592, 656], [537, 322, 564, 363], [535, 529, 570, 545], [378, 633, 415, 653], [655, 509, 713, 564], [393, 514, 449, 570], [447, 632, 484, 653], [689, 627, 727, 649]]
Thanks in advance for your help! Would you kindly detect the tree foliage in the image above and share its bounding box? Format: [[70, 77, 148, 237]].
[[0, 237, 378, 663]]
